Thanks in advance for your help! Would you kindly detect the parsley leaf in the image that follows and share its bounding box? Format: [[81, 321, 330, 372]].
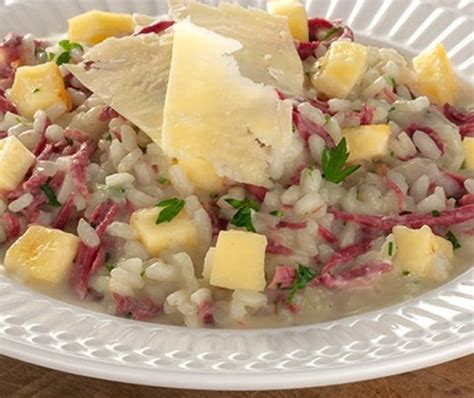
[[402, 270, 411, 277], [388, 106, 396, 113], [446, 231, 461, 250], [320, 26, 342, 41], [157, 176, 169, 185], [32, 88, 40, 94], [225, 198, 260, 233], [324, 114, 331, 125], [321, 138, 361, 184], [387, 76, 397, 89], [388, 241, 394, 256], [432, 210, 440, 217], [155, 198, 185, 224], [56, 51, 71, 65], [59, 39, 84, 52], [270, 210, 284, 217], [286, 264, 317, 304], [40, 183, 61, 207]]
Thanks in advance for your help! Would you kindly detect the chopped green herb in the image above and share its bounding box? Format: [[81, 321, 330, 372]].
[[270, 210, 284, 217], [387, 76, 397, 89], [388, 241, 394, 256], [225, 198, 260, 233], [140, 270, 146, 277], [388, 106, 396, 113], [390, 151, 395, 158], [56, 51, 71, 65], [432, 210, 440, 217], [324, 114, 331, 125], [32, 88, 40, 94], [355, 189, 361, 201], [105, 252, 111, 262], [460, 161, 466, 170], [59, 39, 84, 52], [446, 231, 461, 250], [157, 176, 170, 185], [402, 270, 411, 277], [353, 108, 361, 113], [320, 26, 342, 41], [105, 262, 115, 273], [15, 117, 23, 125], [155, 198, 185, 224], [48, 52, 56, 61], [286, 264, 317, 304], [321, 138, 361, 184], [104, 134, 112, 142], [40, 183, 61, 207]]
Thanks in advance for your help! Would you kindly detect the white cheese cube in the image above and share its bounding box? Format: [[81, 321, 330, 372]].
[[462, 137, 474, 170], [267, 1, 309, 42], [412, 43, 457, 106], [130, 207, 198, 257], [208, 230, 267, 292], [68, 10, 134, 46], [342, 124, 391, 163], [312, 41, 368, 99], [177, 158, 225, 193], [0, 136, 35, 192], [4, 225, 80, 285], [9, 62, 72, 119], [393, 225, 454, 281]]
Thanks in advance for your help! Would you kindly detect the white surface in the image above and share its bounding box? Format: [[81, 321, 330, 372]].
[[1, 0, 473, 391]]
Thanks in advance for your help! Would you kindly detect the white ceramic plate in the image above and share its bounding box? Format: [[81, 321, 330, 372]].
[[1, 0, 473, 391]]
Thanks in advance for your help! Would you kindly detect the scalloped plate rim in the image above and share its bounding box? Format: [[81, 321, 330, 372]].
[[0, 0, 473, 390]]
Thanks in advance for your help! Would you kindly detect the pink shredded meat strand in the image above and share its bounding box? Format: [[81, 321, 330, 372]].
[[70, 201, 119, 299], [385, 177, 405, 211], [330, 204, 474, 231], [405, 123, 445, 155], [359, 103, 374, 125], [318, 225, 338, 244], [90, 245, 106, 274], [443, 103, 474, 126], [136, 20, 175, 35], [296, 41, 318, 60], [459, 123, 474, 137], [113, 293, 161, 321], [71, 142, 90, 197], [64, 127, 92, 144], [244, 184, 268, 203], [51, 195, 75, 229], [288, 164, 305, 186], [320, 261, 392, 289], [278, 221, 307, 229], [383, 87, 398, 103], [268, 265, 296, 289], [198, 301, 215, 325], [2, 212, 21, 239], [266, 240, 294, 256], [98, 106, 119, 122], [293, 108, 336, 148], [0, 90, 16, 113], [321, 239, 374, 274], [460, 193, 474, 206]]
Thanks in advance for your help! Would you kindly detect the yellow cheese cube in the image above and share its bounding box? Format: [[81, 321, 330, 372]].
[[312, 41, 368, 99], [462, 137, 474, 170], [178, 158, 225, 193], [412, 43, 457, 106], [267, 1, 309, 42], [68, 10, 134, 46], [130, 207, 198, 257], [4, 225, 80, 284], [209, 230, 267, 292], [0, 136, 35, 192], [393, 225, 454, 281], [9, 62, 72, 119], [342, 124, 391, 163]]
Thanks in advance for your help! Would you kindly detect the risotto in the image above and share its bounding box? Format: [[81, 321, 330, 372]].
[[0, 1, 473, 328]]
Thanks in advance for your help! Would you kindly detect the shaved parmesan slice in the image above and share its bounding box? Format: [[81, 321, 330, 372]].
[[168, 0, 304, 95], [162, 21, 293, 187], [65, 34, 172, 143]]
